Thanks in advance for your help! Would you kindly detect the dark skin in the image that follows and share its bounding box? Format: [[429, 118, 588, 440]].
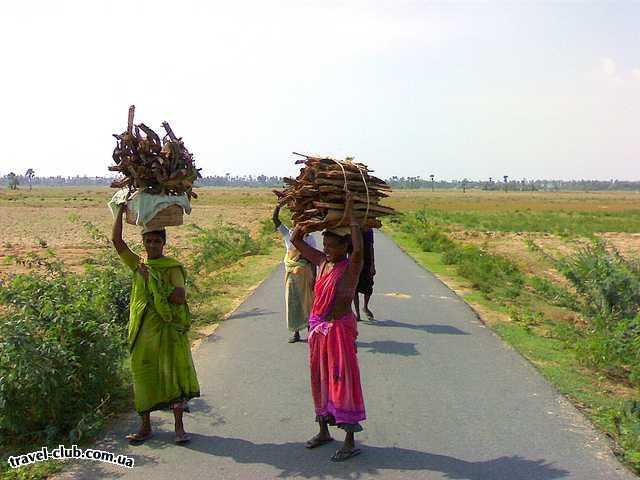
[[272, 204, 283, 229], [354, 227, 375, 321], [291, 191, 363, 458], [111, 204, 189, 443]]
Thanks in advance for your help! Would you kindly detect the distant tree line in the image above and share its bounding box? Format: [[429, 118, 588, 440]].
[[2, 172, 640, 192], [0, 173, 285, 188], [385, 176, 640, 192]]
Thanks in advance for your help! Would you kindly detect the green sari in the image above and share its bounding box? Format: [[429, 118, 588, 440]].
[[121, 251, 200, 414]]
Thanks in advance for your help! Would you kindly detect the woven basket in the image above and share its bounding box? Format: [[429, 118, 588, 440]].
[[126, 204, 184, 229]]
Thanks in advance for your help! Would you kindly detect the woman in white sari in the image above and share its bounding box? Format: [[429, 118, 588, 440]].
[[273, 205, 316, 343]]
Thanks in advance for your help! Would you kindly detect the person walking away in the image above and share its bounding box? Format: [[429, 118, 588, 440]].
[[354, 227, 375, 321], [273, 205, 317, 343]]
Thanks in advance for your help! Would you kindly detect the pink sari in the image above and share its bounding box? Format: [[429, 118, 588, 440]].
[[308, 258, 366, 431]]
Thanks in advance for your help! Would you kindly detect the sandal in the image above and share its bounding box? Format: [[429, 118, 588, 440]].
[[305, 435, 334, 449], [126, 432, 153, 445], [330, 448, 362, 462], [288, 331, 301, 343]]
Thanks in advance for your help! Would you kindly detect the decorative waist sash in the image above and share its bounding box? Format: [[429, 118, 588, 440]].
[[308, 312, 355, 342]]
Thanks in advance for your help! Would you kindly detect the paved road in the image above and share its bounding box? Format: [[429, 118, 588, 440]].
[[62, 233, 636, 479]]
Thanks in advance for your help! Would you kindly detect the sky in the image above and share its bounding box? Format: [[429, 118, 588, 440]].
[[0, 0, 638, 180]]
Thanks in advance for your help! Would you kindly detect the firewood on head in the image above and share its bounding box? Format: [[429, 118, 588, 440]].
[[273, 153, 395, 233], [109, 107, 199, 199]]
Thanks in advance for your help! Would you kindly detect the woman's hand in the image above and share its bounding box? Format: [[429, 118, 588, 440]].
[[291, 224, 303, 243], [169, 287, 186, 304], [137, 263, 149, 280], [343, 190, 357, 226]]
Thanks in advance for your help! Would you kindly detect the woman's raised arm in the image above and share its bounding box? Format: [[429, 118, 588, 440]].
[[344, 191, 363, 286], [291, 225, 325, 266], [111, 204, 134, 257]]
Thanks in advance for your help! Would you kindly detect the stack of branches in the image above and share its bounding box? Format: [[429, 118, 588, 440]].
[[110, 105, 201, 198], [273, 152, 396, 233]]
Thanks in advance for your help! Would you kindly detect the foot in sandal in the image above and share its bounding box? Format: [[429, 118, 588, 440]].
[[305, 433, 334, 449], [125, 430, 152, 445], [330, 447, 362, 462], [175, 431, 191, 444]]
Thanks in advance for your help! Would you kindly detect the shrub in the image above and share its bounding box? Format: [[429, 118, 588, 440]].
[[556, 241, 640, 329], [0, 252, 130, 444], [529, 276, 579, 310], [534, 241, 640, 384], [614, 400, 640, 465], [187, 221, 271, 273]]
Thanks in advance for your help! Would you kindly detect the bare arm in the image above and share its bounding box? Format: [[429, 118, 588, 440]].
[[272, 205, 282, 229], [291, 225, 326, 266], [168, 267, 187, 304], [111, 204, 134, 257], [344, 191, 363, 287]]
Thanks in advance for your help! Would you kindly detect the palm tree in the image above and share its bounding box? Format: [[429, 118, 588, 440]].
[[429, 174, 435, 192], [25, 168, 35, 191], [462, 178, 468, 193], [503, 175, 509, 192]]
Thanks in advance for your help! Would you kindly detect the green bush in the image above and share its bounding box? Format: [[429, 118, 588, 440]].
[[529, 276, 579, 310], [614, 400, 640, 465], [188, 221, 271, 273], [0, 252, 131, 445], [534, 241, 640, 384], [556, 242, 640, 327]]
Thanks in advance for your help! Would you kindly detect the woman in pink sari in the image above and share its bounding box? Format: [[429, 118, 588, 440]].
[[291, 191, 366, 462]]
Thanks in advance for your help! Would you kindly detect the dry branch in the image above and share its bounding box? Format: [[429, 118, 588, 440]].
[[109, 105, 202, 198], [274, 153, 395, 233]]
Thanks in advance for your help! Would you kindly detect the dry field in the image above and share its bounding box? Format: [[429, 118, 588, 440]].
[[2, 187, 638, 277], [0, 187, 277, 275]]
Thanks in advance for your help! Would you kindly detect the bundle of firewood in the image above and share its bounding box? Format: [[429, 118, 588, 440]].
[[109, 105, 201, 198], [273, 153, 395, 233]]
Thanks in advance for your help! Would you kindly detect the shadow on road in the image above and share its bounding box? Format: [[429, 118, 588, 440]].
[[368, 319, 469, 335], [357, 340, 419, 356], [177, 434, 569, 480]]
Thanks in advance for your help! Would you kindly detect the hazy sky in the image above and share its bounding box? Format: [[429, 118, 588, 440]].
[[0, 1, 638, 180]]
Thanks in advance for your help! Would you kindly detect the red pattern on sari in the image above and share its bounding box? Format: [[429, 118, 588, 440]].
[[308, 259, 366, 429]]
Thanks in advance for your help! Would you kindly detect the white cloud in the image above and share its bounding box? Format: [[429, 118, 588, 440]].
[[632, 68, 640, 80]]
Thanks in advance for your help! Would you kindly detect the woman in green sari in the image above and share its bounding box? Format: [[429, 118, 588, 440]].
[[112, 204, 200, 445]]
